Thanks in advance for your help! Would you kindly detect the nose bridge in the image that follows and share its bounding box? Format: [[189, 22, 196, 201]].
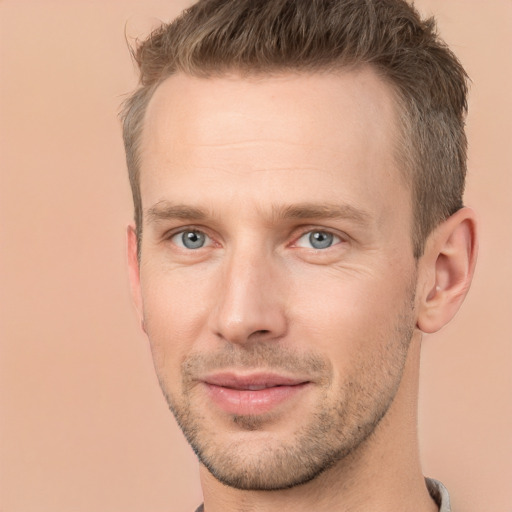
[[210, 238, 287, 344]]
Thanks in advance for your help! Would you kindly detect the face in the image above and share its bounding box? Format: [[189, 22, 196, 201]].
[[130, 69, 419, 490]]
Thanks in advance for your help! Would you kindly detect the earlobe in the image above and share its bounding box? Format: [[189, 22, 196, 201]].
[[127, 224, 145, 331], [416, 207, 478, 334]]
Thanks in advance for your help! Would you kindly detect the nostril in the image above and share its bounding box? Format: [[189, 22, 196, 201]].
[[253, 329, 270, 336]]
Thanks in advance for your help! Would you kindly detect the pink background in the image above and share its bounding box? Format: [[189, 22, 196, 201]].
[[1, 1, 510, 510]]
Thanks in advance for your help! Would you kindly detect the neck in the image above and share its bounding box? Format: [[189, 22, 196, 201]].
[[199, 334, 438, 512]]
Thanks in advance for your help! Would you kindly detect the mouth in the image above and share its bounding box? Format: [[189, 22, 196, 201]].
[[201, 372, 311, 416]]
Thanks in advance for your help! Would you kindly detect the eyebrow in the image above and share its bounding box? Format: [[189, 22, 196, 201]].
[[145, 201, 209, 224], [145, 200, 371, 226], [275, 203, 371, 225]]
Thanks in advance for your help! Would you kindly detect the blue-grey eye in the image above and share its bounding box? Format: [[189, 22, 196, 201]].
[[296, 230, 340, 249], [172, 230, 209, 249]]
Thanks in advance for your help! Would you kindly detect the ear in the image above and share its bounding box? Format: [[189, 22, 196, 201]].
[[416, 207, 478, 334], [127, 224, 145, 332]]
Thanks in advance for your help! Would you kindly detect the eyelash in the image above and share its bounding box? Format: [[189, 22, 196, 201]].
[[293, 229, 343, 250], [166, 226, 345, 252], [168, 228, 215, 250]]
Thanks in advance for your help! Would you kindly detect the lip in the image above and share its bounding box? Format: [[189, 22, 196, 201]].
[[201, 372, 311, 416]]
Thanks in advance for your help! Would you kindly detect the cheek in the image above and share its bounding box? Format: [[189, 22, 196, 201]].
[[140, 267, 213, 373], [288, 266, 414, 363]]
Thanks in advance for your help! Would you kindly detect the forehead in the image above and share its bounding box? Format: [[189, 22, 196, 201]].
[[139, 69, 408, 221], [142, 68, 398, 154]]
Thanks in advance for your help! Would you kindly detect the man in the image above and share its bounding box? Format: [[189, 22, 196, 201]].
[[121, 0, 477, 510]]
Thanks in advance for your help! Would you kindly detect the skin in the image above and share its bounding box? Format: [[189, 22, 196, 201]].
[[128, 69, 477, 511]]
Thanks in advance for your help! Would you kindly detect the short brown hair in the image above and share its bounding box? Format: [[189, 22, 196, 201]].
[[121, 0, 469, 258]]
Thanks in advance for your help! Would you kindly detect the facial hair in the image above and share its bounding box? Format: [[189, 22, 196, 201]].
[[154, 286, 417, 491]]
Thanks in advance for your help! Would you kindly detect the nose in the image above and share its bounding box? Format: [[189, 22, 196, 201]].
[[209, 246, 288, 345]]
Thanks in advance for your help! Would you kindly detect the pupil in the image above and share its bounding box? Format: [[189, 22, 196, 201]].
[[309, 231, 333, 249], [183, 231, 205, 249]]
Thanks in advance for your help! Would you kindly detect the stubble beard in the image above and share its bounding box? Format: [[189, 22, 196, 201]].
[[154, 289, 417, 491]]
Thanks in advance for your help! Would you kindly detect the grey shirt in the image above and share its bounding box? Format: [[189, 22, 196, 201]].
[[194, 477, 451, 512], [426, 477, 452, 512]]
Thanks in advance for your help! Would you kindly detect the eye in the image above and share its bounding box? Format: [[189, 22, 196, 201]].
[[171, 230, 211, 250], [295, 230, 341, 250]]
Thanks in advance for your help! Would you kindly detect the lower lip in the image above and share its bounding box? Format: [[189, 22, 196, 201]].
[[204, 382, 310, 416]]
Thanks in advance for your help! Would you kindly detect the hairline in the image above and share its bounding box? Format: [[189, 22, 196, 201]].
[[127, 64, 421, 260]]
